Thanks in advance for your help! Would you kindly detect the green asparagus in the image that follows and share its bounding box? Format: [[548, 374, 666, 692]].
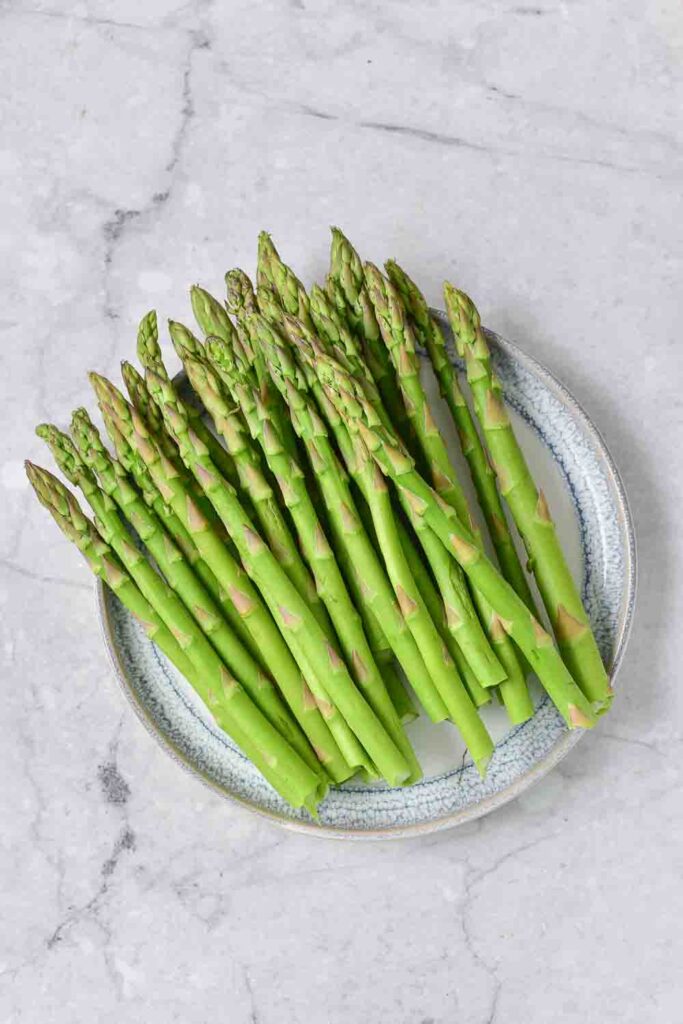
[[90, 371, 355, 784], [188, 350, 421, 781], [444, 285, 611, 711], [26, 462, 326, 810], [365, 264, 533, 722], [295, 332, 598, 730], [386, 260, 538, 614]]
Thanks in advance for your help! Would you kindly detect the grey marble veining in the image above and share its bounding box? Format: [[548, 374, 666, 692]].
[[1, 1, 681, 1021]]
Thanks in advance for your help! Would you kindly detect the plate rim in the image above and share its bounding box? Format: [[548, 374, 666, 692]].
[[96, 321, 637, 840]]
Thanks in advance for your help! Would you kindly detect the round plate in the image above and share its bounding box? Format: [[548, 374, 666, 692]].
[[97, 314, 636, 839]]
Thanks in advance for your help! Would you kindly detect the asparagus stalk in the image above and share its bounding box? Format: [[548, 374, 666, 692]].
[[169, 332, 333, 637], [178, 348, 376, 775], [365, 265, 533, 723], [195, 270, 301, 464], [256, 232, 314, 329], [255, 314, 498, 743], [190, 351, 421, 780], [190, 285, 237, 344], [224, 272, 287, 417], [148, 372, 412, 787], [136, 312, 240, 491], [90, 372, 354, 784], [121, 357, 171, 446], [121, 354, 222, 530], [100, 402, 220, 581], [293, 300, 493, 705], [247, 316, 449, 722], [327, 228, 413, 444], [103, 383, 256, 658], [337, 421, 495, 756], [65, 410, 322, 767], [309, 281, 496, 708], [40, 416, 300, 752], [300, 300, 508, 696], [386, 260, 539, 614], [296, 336, 491, 712], [225, 268, 258, 318], [232, 302, 415, 721], [129, 315, 232, 531], [310, 363, 495, 726], [25, 462, 324, 811], [396, 518, 491, 708], [26, 464, 325, 806], [169, 338, 361, 771], [100, 381, 371, 783], [379, 663, 418, 724], [167, 319, 203, 360], [300, 337, 597, 729], [444, 285, 612, 710], [262, 318, 494, 771]]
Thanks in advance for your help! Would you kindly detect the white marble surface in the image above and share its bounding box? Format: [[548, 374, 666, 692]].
[[1, 0, 682, 1020]]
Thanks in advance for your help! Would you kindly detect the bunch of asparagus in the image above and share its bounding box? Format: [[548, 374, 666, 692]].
[[28, 229, 612, 815]]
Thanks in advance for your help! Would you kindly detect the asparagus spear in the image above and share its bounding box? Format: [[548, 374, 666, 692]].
[[25, 462, 324, 811], [188, 351, 421, 780], [256, 232, 314, 328], [376, 663, 418, 724], [148, 371, 412, 787], [100, 380, 371, 783], [293, 299, 493, 705], [299, 337, 597, 729], [168, 338, 364, 772], [113, 369, 256, 658], [300, 299, 507, 695], [210, 316, 418, 722], [190, 285, 237, 344], [444, 285, 612, 711], [257, 317, 494, 771], [40, 416, 306, 755], [386, 260, 539, 615], [136, 312, 240, 491], [99, 402, 221, 582], [195, 271, 301, 464], [365, 265, 533, 723], [327, 228, 413, 444], [334, 415, 495, 741], [246, 317, 448, 723], [256, 281, 291, 325], [254, 312, 488, 729], [128, 316, 233, 536], [225, 268, 258, 318], [168, 331, 333, 637], [311, 271, 501, 709], [290, 314, 489, 709], [90, 372, 354, 784], [121, 353, 221, 520], [302, 340, 494, 714], [235, 328, 300, 462], [121, 357, 171, 447], [396, 518, 491, 709], [65, 410, 323, 767], [235, 339, 416, 721], [167, 319, 204, 360]]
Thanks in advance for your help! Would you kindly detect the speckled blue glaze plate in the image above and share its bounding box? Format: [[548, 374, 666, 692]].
[[97, 313, 636, 839]]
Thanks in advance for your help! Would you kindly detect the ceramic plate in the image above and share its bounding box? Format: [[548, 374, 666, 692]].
[[97, 313, 636, 839]]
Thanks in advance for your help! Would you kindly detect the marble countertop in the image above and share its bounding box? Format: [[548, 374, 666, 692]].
[[2, 1, 682, 1020]]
